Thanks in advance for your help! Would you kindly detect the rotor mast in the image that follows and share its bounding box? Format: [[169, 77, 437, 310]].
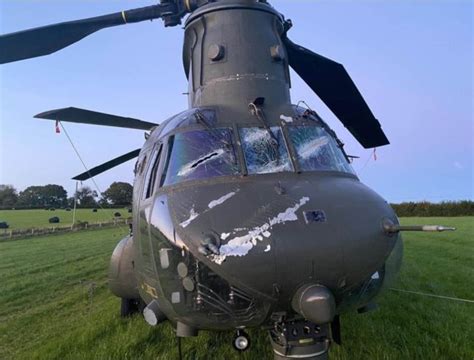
[[183, 1, 292, 115]]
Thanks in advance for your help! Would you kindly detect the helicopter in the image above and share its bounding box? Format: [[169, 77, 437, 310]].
[[0, 1, 456, 359]]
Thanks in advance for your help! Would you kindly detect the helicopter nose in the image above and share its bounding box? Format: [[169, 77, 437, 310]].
[[266, 176, 398, 302], [170, 175, 398, 302]]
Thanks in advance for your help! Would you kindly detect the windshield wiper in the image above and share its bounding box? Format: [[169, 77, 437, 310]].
[[195, 110, 231, 148], [248, 97, 280, 150]]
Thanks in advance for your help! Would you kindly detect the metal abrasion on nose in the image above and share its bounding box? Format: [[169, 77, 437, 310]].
[[291, 284, 336, 324]]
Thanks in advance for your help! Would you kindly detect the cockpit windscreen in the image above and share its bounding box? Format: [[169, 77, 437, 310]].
[[161, 129, 239, 186], [288, 125, 355, 174]]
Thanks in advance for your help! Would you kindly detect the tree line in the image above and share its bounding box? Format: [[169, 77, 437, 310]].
[[391, 201, 474, 217], [0, 182, 133, 209]]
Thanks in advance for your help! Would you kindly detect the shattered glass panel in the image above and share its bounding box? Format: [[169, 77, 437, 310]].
[[288, 126, 355, 174], [162, 129, 239, 186], [240, 127, 293, 175]]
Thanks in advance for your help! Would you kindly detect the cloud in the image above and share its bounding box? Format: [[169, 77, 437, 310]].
[[453, 161, 463, 169]]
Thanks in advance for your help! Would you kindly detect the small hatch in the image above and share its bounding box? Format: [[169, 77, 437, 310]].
[[304, 210, 327, 224]]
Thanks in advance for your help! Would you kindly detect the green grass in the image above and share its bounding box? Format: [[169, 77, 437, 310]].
[[0, 217, 472, 359], [0, 208, 130, 230]]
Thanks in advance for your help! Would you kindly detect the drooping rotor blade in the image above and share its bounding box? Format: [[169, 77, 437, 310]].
[[283, 37, 389, 148], [72, 149, 141, 181], [35, 107, 157, 130], [0, 5, 166, 64]]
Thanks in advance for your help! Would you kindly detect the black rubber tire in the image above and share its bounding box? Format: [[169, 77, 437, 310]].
[[120, 298, 139, 317]]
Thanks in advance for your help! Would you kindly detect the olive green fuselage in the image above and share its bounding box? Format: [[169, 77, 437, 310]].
[[125, 1, 401, 331]]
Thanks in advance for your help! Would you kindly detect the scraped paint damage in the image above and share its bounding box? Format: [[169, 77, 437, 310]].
[[211, 196, 310, 264], [280, 114, 293, 123], [180, 207, 198, 228], [180, 190, 239, 228], [208, 191, 237, 209]]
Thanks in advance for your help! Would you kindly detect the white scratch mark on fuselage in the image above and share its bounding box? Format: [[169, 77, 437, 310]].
[[280, 114, 293, 123], [180, 207, 199, 228], [212, 197, 310, 265], [180, 190, 239, 228], [208, 191, 237, 209]]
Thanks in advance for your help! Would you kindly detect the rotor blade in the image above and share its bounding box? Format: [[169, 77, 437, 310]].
[[72, 148, 141, 181], [284, 37, 389, 148], [0, 5, 164, 64], [35, 107, 158, 130]]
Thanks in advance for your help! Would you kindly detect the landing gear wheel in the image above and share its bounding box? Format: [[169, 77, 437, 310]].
[[233, 330, 250, 352], [120, 298, 143, 317]]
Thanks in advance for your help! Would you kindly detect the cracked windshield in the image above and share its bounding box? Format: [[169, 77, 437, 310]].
[[162, 129, 239, 185], [287, 126, 354, 174], [239, 127, 293, 175]]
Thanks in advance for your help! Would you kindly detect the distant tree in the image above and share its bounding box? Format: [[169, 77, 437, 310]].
[[391, 200, 474, 217], [75, 186, 98, 208], [42, 184, 68, 208], [98, 197, 110, 208], [0, 184, 18, 208], [67, 197, 76, 208], [102, 182, 133, 206], [18, 184, 67, 208]]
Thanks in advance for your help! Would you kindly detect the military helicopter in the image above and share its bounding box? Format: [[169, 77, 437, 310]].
[[1, 1, 455, 359]]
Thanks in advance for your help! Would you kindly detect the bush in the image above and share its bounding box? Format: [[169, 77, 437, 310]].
[[114, 212, 121, 217], [92, 208, 98, 213]]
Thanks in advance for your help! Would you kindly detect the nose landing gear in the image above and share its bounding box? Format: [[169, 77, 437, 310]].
[[233, 329, 250, 352]]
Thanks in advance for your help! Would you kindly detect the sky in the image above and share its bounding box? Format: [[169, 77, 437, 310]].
[[0, 0, 472, 203]]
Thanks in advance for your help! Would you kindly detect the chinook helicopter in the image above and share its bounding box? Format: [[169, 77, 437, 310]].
[[1, 1, 455, 359]]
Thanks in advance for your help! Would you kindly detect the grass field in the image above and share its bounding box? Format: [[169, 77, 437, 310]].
[[0, 217, 472, 360], [0, 208, 130, 230]]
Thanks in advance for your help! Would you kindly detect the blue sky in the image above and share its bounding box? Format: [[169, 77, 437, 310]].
[[0, 0, 472, 202]]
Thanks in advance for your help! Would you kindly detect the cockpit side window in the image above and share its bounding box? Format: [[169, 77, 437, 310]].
[[143, 145, 163, 199], [287, 125, 355, 174], [239, 127, 293, 175], [161, 128, 239, 186]]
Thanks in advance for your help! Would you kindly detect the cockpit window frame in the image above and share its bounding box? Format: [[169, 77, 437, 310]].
[[143, 144, 163, 200]]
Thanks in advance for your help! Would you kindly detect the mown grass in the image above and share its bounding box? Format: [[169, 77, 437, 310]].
[[0, 208, 129, 230], [0, 217, 472, 360]]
